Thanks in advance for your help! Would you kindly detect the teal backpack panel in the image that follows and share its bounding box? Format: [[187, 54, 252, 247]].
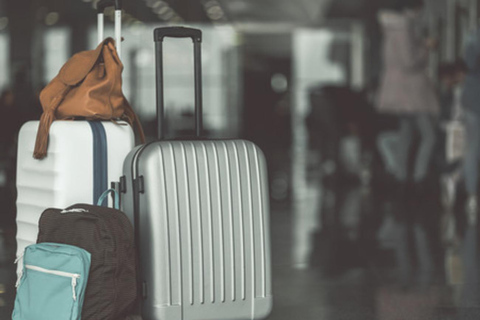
[[12, 243, 91, 320]]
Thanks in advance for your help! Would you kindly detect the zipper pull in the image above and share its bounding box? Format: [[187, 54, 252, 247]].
[[14, 251, 24, 264], [72, 276, 78, 301], [15, 270, 23, 288], [61, 208, 89, 214], [15, 252, 25, 288]]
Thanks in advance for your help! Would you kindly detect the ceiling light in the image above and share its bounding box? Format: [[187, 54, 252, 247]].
[[271, 73, 288, 93], [45, 12, 59, 26], [152, 1, 166, 8], [207, 6, 224, 20], [161, 10, 175, 20], [156, 6, 171, 15], [154, 5, 170, 15], [203, 0, 217, 9], [207, 5, 223, 14]]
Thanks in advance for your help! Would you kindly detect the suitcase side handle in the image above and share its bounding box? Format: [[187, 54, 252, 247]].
[[154, 27, 202, 43], [154, 27, 203, 140]]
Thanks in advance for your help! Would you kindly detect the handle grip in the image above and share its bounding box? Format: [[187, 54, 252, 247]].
[[97, 0, 122, 13], [154, 27, 202, 43], [154, 27, 203, 140]]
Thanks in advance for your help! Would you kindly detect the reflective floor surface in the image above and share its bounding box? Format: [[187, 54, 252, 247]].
[[267, 176, 480, 320]]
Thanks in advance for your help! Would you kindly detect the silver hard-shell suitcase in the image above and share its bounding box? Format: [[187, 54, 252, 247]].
[[121, 27, 272, 320]]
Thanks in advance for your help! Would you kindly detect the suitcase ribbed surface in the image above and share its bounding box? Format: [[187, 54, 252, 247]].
[[133, 140, 272, 320], [16, 122, 94, 255], [16, 121, 134, 266]]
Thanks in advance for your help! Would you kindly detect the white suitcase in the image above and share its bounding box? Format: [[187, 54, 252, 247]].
[[16, 121, 134, 259], [15, 1, 133, 261]]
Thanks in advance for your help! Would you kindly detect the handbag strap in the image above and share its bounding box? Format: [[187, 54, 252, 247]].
[[33, 85, 72, 159], [123, 100, 146, 144]]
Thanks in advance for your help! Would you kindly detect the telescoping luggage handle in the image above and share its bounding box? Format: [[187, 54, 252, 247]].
[[97, 0, 122, 58], [154, 27, 203, 140]]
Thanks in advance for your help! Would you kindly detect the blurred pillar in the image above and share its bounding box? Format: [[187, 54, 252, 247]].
[[424, 0, 447, 66], [6, 0, 34, 79], [6, 0, 38, 116], [428, 14, 440, 80], [445, 0, 457, 61], [0, 1, 9, 90], [470, 0, 478, 30], [128, 49, 139, 108], [350, 22, 365, 90], [70, 18, 88, 54]]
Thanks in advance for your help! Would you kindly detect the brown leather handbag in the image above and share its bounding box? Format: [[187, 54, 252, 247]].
[[34, 37, 145, 159]]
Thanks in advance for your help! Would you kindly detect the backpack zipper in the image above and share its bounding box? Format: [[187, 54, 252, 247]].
[[24, 265, 81, 301], [60, 208, 90, 214]]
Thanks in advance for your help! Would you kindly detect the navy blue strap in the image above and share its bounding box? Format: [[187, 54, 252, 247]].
[[88, 122, 108, 207]]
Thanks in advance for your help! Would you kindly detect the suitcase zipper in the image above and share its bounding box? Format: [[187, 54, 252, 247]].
[[23, 264, 81, 301]]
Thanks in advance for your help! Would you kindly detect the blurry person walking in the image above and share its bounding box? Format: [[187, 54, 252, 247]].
[[376, 0, 439, 196], [462, 28, 480, 223]]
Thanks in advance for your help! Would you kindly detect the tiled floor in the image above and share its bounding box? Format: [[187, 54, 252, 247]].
[[1, 151, 480, 319], [265, 177, 480, 320]]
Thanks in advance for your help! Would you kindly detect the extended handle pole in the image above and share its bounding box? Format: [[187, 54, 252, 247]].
[[194, 42, 203, 137], [155, 41, 165, 140], [97, 0, 122, 58], [154, 27, 203, 140]]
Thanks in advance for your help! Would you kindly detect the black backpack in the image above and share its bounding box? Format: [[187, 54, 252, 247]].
[[37, 189, 137, 320]]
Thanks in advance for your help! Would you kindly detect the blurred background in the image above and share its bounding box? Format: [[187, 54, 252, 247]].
[[2, 0, 480, 318]]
